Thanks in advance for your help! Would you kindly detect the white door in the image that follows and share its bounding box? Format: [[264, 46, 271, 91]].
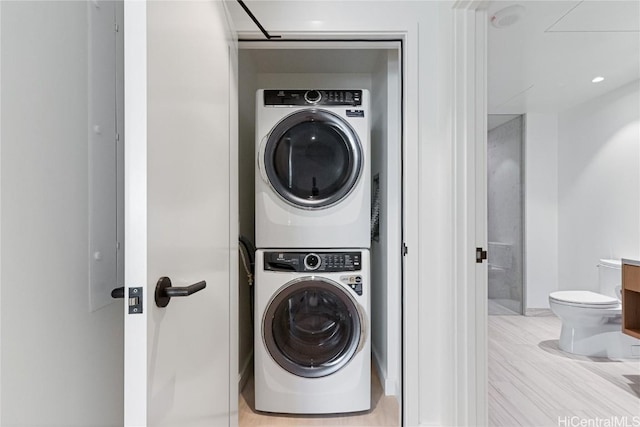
[[123, 1, 237, 426]]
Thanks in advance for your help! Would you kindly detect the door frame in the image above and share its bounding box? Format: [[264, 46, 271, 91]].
[[235, 33, 414, 425], [451, 1, 489, 426]]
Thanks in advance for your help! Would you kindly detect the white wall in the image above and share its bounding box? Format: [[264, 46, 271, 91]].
[[524, 113, 559, 309], [504, 85, 638, 309], [558, 80, 640, 292], [370, 55, 389, 394], [370, 49, 402, 397], [1, 2, 123, 425]]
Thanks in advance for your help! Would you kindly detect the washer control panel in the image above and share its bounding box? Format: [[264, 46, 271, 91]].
[[264, 89, 363, 106], [263, 251, 362, 272]]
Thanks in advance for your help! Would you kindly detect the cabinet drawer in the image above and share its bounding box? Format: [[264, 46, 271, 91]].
[[623, 264, 640, 293]]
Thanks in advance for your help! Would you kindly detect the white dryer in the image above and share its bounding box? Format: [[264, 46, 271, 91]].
[[254, 249, 370, 414], [255, 89, 370, 249]]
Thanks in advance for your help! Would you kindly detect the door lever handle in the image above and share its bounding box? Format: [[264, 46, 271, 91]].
[[111, 287, 125, 299], [155, 276, 206, 308]]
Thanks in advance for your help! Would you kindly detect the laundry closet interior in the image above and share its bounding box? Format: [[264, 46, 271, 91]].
[[237, 40, 403, 423]]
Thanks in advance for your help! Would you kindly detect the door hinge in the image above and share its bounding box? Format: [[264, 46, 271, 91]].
[[114, 23, 119, 33], [115, 133, 120, 142], [476, 247, 488, 263], [402, 243, 408, 256]]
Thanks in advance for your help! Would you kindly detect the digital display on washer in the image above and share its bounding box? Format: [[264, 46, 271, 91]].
[[263, 251, 362, 273], [264, 89, 363, 106]]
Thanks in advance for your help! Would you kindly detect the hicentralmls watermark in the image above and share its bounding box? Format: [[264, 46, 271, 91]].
[[558, 416, 640, 427]]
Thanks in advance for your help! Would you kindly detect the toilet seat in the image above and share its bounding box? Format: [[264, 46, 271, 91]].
[[549, 290, 619, 309]]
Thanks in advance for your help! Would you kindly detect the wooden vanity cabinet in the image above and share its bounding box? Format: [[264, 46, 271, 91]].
[[622, 262, 640, 339]]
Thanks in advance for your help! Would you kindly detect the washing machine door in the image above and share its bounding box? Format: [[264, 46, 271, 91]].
[[262, 109, 363, 209], [263, 277, 363, 378]]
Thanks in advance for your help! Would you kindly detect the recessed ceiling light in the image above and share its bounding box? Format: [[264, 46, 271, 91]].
[[592, 76, 605, 83], [490, 5, 526, 29]]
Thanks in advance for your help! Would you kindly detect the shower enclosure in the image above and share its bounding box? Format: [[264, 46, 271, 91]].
[[487, 115, 524, 315]]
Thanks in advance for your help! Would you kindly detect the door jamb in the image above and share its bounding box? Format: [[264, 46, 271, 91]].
[[452, 1, 489, 426]]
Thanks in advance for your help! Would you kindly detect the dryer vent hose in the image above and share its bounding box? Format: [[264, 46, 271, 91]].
[[239, 235, 256, 326], [371, 176, 381, 241], [239, 235, 255, 285]]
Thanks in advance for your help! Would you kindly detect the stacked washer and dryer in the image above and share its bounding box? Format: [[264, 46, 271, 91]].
[[254, 89, 372, 414]]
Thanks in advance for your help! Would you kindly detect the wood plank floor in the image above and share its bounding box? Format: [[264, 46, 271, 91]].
[[240, 315, 639, 426], [489, 314, 640, 426], [239, 367, 400, 427]]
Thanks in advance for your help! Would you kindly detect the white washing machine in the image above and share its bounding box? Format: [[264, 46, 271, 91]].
[[255, 89, 370, 249], [254, 249, 370, 414]]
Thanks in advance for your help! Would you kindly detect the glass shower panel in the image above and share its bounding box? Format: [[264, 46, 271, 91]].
[[487, 115, 524, 315]]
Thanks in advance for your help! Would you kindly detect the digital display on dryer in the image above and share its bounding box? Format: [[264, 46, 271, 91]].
[[263, 251, 362, 272], [264, 89, 363, 106]]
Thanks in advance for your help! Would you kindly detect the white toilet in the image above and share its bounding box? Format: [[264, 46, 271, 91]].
[[549, 259, 640, 358]]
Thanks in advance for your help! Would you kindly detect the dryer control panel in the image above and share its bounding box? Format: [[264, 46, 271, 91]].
[[264, 89, 363, 106], [263, 251, 362, 272]]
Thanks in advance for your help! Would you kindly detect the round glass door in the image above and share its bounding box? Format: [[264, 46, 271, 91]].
[[262, 277, 362, 378], [263, 109, 363, 209]]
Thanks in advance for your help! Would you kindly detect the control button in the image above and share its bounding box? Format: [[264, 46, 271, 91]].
[[304, 253, 321, 270]]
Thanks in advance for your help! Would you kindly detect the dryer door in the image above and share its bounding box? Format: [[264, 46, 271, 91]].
[[262, 109, 363, 209], [263, 277, 363, 378]]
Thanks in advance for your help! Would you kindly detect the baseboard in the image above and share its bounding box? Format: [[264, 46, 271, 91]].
[[371, 347, 398, 397], [525, 308, 554, 317], [238, 351, 253, 392]]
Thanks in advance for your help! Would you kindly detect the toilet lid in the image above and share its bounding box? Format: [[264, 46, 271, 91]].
[[549, 290, 619, 308]]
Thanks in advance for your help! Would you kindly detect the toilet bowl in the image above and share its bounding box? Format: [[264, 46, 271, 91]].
[[549, 259, 640, 358]]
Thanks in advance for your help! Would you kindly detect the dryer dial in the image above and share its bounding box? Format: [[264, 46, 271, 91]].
[[304, 90, 322, 104], [304, 253, 321, 270]]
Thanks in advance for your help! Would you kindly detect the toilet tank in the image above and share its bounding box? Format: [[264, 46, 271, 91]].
[[598, 259, 622, 300]]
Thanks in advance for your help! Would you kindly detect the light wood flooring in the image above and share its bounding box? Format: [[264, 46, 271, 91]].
[[489, 298, 521, 315], [240, 315, 639, 426], [489, 314, 640, 426], [239, 367, 400, 427]]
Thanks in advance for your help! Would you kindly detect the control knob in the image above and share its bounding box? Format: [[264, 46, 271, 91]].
[[304, 253, 321, 270], [304, 90, 322, 104]]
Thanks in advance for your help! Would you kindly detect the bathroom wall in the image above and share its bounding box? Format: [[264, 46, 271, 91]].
[[524, 113, 559, 309], [487, 116, 524, 314], [558, 80, 640, 292]]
